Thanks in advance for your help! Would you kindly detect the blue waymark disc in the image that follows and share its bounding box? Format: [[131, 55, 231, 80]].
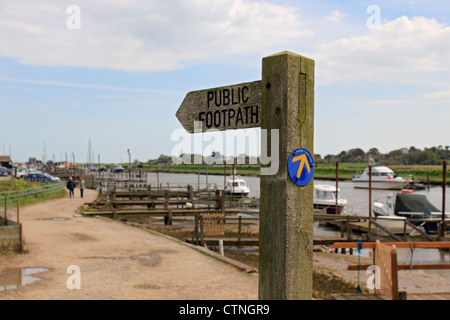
[[288, 148, 314, 186]]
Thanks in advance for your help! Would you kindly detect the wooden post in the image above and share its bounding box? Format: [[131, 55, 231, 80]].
[[224, 159, 227, 191], [168, 209, 173, 226], [164, 191, 169, 225], [193, 214, 199, 245], [336, 161, 339, 215], [200, 215, 204, 246], [441, 160, 447, 239], [238, 215, 242, 246], [188, 185, 194, 202], [4, 195, 7, 226], [347, 215, 351, 241], [368, 165, 372, 239], [16, 199, 20, 225], [19, 223, 23, 253], [259, 51, 315, 300]]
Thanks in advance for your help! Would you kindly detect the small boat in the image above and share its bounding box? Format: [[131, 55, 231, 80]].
[[352, 165, 407, 190], [314, 184, 347, 214], [225, 177, 250, 197], [373, 191, 450, 234], [112, 165, 125, 173]]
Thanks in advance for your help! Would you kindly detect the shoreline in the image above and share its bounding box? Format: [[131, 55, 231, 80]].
[[146, 169, 448, 186]]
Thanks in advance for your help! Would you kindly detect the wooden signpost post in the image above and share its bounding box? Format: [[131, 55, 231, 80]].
[[176, 51, 315, 300]]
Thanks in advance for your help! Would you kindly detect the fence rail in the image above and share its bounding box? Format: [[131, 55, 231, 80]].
[[0, 182, 66, 203]]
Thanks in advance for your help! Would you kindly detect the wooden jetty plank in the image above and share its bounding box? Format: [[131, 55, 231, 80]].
[[312, 238, 356, 245], [333, 292, 450, 300], [425, 294, 444, 300], [184, 238, 351, 247], [347, 263, 450, 271], [410, 294, 434, 300], [330, 294, 349, 300], [332, 242, 450, 249], [84, 208, 258, 216], [186, 238, 259, 246], [318, 216, 416, 236], [331, 294, 387, 300], [427, 293, 448, 301]]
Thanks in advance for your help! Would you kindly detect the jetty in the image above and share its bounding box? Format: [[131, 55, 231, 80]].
[[80, 179, 449, 248]]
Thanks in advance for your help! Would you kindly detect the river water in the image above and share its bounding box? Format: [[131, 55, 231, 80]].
[[147, 172, 449, 216], [147, 172, 450, 280]]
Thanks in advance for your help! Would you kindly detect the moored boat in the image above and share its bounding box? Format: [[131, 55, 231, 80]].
[[314, 184, 347, 214], [225, 176, 250, 197], [112, 165, 125, 173], [373, 191, 450, 234], [352, 165, 407, 190]]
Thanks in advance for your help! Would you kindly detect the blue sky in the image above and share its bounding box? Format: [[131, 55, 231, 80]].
[[0, 0, 449, 163]]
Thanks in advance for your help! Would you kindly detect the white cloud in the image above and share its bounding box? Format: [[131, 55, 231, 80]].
[[314, 16, 450, 84], [0, 76, 158, 93], [422, 88, 450, 99], [324, 10, 347, 23], [0, 0, 312, 71]]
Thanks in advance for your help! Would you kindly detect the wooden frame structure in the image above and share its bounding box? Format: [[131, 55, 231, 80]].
[[332, 241, 450, 300], [374, 241, 399, 300]]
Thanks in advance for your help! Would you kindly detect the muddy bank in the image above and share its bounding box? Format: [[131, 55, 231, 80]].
[[139, 219, 450, 299]]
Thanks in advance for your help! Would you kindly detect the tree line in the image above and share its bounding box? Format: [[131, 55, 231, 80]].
[[150, 145, 449, 167], [319, 146, 449, 165]]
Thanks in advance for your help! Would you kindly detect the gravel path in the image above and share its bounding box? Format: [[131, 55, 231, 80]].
[[0, 189, 258, 300]]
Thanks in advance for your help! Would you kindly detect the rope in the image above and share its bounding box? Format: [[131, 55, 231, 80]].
[[356, 241, 363, 294]]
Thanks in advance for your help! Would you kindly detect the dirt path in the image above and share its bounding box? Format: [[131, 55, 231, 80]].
[[0, 189, 258, 300], [313, 252, 450, 294]]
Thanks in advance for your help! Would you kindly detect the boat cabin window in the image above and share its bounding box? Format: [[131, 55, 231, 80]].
[[316, 190, 335, 200], [379, 172, 392, 177], [228, 182, 246, 187]]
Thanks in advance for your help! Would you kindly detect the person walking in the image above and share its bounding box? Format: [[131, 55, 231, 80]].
[[79, 176, 86, 198], [67, 176, 76, 198]]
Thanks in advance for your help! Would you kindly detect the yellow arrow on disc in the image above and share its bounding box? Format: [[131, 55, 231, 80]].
[[292, 154, 311, 179]]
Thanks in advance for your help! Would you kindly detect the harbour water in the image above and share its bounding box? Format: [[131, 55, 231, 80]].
[[147, 172, 450, 280], [147, 172, 450, 217]]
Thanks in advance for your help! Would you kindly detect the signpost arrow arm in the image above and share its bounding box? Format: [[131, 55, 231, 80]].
[[176, 81, 262, 133]]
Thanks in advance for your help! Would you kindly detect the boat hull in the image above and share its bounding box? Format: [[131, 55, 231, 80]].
[[314, 203, 345, 214], [353, 180, 405, 190]]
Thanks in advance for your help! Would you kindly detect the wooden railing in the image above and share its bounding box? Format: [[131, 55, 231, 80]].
[[332, 241, 450, 300]]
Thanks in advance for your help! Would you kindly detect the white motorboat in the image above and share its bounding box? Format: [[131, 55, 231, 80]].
[[226, 176, 250, 197], [112, 165, 125, 173], [314, 184, 347, 214], [373, 191, 450, 234], [352, 165, 407, 190]]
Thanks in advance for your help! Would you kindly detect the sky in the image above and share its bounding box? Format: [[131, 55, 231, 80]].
[[0, 0, 449, 163]]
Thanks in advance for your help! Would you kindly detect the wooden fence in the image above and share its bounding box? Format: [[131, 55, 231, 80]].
[[49, 168, 148, 190], [332, 241, 450, 300], [374, 241, 399, 300], [190, 215, 259, 246], [0, 197, 22, 252]]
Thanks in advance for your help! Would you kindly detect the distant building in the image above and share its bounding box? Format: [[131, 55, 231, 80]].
[[0, 156, 13, 169]]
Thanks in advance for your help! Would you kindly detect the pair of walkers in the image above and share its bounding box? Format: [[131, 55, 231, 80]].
[[67, 176, 85, 198]]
